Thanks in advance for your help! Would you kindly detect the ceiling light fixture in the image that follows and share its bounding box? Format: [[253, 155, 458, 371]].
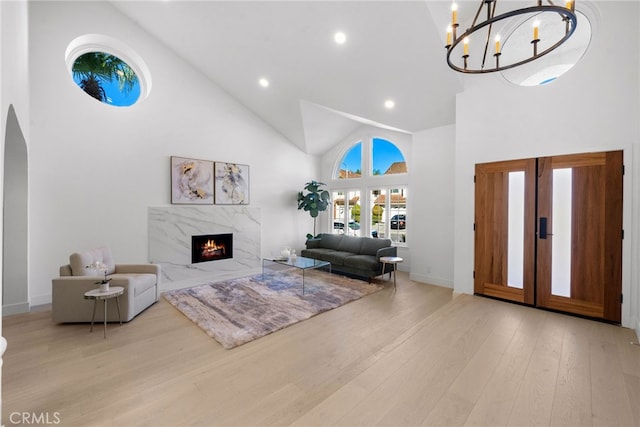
[[334, 32, 347, 45], [258, 78, 269, 88], [384, 100, 395, 109], [445, 0, 577, 74]]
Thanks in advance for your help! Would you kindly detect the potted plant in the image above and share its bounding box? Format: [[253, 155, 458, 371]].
[[297, 180, 330, 240]]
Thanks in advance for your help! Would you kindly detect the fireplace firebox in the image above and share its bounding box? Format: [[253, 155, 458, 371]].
[[191, 233, 233, 264]]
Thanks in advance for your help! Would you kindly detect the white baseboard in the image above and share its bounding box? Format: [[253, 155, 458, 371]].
[[30, 293, 51, 307], [2, 302, 30, 316], [409, 273, 453, 289]]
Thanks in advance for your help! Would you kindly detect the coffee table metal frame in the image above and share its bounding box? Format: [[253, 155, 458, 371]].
[[262, 256, 331, 295]]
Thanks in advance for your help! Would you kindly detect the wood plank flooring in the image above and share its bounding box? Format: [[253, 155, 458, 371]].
[[2, 272, 639, 426]]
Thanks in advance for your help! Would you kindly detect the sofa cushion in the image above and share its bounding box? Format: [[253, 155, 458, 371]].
[[343, 254, 380, 272], [360, 238, 393, 256], [300, 248, 336, 263], [337, 235, 363, 254], [318, 234, 343, 250], [305, 238, 322, 249], [69, 246, 116, 276], [320, 251, 353, 266], [301, 248, 350, 265], [109, 273, 156, 297]]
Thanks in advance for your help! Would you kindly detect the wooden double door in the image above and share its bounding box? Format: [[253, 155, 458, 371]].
[[474, 150, 623, 322]]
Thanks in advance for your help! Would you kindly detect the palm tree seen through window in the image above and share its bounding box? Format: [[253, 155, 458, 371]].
[[72, 52, 140, 106]]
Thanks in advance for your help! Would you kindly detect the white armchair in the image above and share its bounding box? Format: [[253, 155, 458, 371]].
[[52, 246, 160, 323]]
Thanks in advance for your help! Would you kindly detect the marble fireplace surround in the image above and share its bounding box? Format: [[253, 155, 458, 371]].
[[149, 206, 261, 291]]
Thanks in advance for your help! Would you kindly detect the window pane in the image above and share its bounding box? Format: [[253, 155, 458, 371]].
[[337, 142, 362, 179], [347, 191, 362, 237], [370, 189, 386, 238], [389, 188, 407, 244], [332, 190, 361, 236], [332, 191, 346, 235], [372, 138, 406, 176]]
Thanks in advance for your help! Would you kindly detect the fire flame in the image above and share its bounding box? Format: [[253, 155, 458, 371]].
[[202, 239, 225, 256]]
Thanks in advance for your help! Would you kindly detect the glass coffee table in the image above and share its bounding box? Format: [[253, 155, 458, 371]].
[[262, 256, 331, 295]]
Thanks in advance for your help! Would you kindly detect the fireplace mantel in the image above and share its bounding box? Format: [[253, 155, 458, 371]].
[[149, 206, 261, 291]]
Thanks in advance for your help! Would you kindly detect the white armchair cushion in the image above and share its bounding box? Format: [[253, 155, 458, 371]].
[[109, 273, 156, 297], [69, 246, 116, 276]]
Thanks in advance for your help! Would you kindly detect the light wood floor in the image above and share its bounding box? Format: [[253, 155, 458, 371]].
[[3, 272, 639, 426]]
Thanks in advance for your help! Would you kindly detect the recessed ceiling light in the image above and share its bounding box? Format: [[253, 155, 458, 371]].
[[384, 99, 395, 109], [334, 32, 347, 45], [258, 78, 269, 88]]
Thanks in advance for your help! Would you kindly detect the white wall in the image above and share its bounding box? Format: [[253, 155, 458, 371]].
[[1, 0, 29, 142], [410, 124, 455, 288], [452, 2, 639, 329], [636, 1, 640, 338], [28, 1, 317, 305]]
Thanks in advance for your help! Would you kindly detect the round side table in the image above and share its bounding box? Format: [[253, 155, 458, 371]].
[[84, 286, 124, 338], [380, 256, 403, 289]]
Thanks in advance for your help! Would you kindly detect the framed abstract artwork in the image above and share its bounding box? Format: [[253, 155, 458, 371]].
[[170, 156, 214, 204], [214, 162, 250, 205]]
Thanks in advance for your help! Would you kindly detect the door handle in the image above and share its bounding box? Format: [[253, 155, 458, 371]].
[[539, 217, 553, 239]]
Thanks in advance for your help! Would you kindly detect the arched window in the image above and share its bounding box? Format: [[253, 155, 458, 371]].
[[372, 138, 407, 175], [337, 142, 362, 179], [331, 136, 408, 246]]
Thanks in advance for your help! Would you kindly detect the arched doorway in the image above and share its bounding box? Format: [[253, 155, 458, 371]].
[[3, 105, 28, 315]]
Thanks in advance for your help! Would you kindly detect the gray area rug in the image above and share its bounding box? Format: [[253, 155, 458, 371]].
[[163, 270, 383, 349]]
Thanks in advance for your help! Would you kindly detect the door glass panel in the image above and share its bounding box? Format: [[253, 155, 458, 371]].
[[508, 172, 525, 289], [552, 168, 572, 297]]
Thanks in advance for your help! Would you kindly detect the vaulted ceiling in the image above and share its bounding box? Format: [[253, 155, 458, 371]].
[[111, 1, 463, 155]]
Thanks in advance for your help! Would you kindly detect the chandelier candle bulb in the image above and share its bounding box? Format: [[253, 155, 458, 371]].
[[444, 0, 577, 74], [452, 3, 458, 25]]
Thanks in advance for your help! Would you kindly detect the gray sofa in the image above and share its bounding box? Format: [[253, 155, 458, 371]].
[[301, 233, 397, 280]]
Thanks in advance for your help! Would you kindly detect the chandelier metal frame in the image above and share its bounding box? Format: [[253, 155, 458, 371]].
[[445, 0, 577, 74]]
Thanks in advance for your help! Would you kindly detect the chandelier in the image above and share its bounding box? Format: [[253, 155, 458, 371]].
[[445, 0, 577, 74]]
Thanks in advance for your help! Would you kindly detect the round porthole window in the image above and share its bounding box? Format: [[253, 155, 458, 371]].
[[66, 34, 151, 107], [500, 9, 594, 86], [72, 52, 140, 106]]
